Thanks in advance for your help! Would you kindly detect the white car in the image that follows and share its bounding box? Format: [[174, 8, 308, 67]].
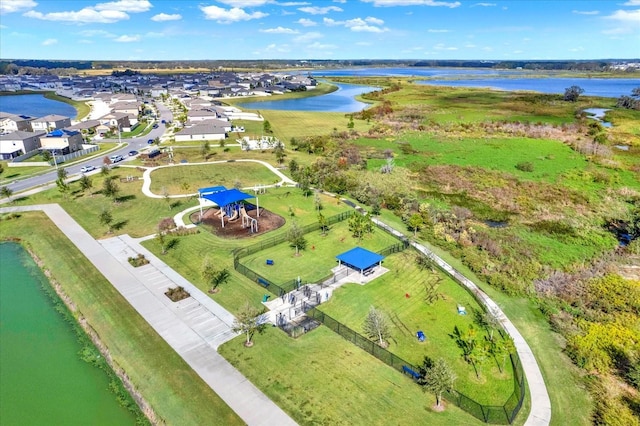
[[80, 165, 96, 173]]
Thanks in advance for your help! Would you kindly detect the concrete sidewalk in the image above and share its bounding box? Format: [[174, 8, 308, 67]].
[[0, 204, 297, 426]]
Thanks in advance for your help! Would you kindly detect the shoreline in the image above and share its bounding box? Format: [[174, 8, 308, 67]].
[[0, 90, 90, 120], [2, 238, 158, 425]]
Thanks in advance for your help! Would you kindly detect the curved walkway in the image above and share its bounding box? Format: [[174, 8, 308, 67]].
[[369, 215, 551, 426], [139, 159, 296, 199], [0, 204, 297, 426]]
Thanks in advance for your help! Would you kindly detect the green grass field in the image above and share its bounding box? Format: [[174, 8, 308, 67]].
[[0, 212, 242, 426], [149, 162, 283, 195], [319, 252, 515, 406]]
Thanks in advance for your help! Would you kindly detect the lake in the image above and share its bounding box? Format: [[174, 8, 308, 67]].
[[309, 68, 638, 98], [0, 242, 135, 425], [0, 93, 77, 118], [237, 82, 377, 112]]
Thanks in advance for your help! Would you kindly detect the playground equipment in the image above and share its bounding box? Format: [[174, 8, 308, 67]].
[[416, 330, 426, 342], [240, 206, 259, 233], [254, 184, 267, 195], [457, 305, 467, 315]]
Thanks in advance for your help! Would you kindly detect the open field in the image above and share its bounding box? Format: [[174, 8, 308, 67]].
[[258, 110, 372, 142], [149, 162, 283, 195], [319, 251, 515, 405], [0, 212, 242, 426]]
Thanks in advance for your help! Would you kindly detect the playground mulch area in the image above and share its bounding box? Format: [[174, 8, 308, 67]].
[[192, 205, 285, 239]]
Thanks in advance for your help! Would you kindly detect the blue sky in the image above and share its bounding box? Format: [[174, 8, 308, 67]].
[[1, 0, 638, 60]]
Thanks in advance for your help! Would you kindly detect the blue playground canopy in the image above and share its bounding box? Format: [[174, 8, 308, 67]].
[[198, 186, 226, 196], [201, 188, 255, 207], [336, 247, 384, 271]]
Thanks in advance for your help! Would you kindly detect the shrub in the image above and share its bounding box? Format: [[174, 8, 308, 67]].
[[127, 253, 149, 267], [165, 286, 190, 302], [515, 161, 534, 172]]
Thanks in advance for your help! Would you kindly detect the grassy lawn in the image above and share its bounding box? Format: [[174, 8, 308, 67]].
[[120, 121, 152, 138], [260, 110, 372, 142], [319, 251, 515, 406], [0, 212, 242, 426], [11, 167, 196, 238], [373, 209, 592, 426], [149, 162, 284, 195], [219, 326, 485, 426], [241, 220, 399, 284]]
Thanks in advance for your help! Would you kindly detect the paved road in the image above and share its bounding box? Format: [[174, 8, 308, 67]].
[[0, 204, 297, 426], [3, 101, 173, 194]]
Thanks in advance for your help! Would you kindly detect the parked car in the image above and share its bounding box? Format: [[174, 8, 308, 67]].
[[128, 150, 139, 156], [80, 165, 96, 173], [109, 155, 124, 163], [152, 124, 159, 129], [147, 139, 154, 144]]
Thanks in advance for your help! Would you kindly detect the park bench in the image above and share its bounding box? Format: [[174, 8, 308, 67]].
[[257, 277, 270, 288]]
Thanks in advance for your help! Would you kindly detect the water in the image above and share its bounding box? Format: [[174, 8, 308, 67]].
[[0, 93, 77, 118], [308, 68, 638, 99], [237, 82, 377, 112], [0, 243, 135, 426], [583, 108, 612, 128]]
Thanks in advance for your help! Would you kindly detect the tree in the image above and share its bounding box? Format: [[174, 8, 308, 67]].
[[200, 141, 210, 159], [0, 162, 3, 176], [79, 174, 93, 194], [263, 120, 272, 134], [100, 164, 110, 176], [56, 177, 70, 198], [231, 302, 268, 347], [103, 156, 112, 168], [287, 221, 307, 255], [564, 85, 584, 102], [273, 141, 286, 165], [408, 213, 424, 238], [57, 167, 68, 181], [421, 358, 456, 409], [491, 336, 516, 373], [202, 258, 230, 292], [362, 306, 391, 347], [318, 212, 328, 236], [41, 150, 52, 161], [289, 158, 299, 174], [102, 176, 120, 202], [0, 186, 13, 202], [99, 208, 114, 233], [349, 212, 373, 242]]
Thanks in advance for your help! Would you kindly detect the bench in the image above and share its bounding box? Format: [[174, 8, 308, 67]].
[[402, 365, 421, 380], [363, 268, 374, 276], [257, 278, 270, 288], [266, 259, 274, 266]]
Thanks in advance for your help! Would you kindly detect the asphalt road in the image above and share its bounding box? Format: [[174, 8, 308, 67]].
[[5, 101, 174, 194]]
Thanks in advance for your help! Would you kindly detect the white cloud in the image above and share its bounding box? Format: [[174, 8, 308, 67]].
[[200, 5, 268, 23], [434, 43, 457, 50], [115, 34, 140, 42], [94, 0, 152, 12], [24, 8, 130, 23], [296, 18, 316, 26], [217, 0, 270, 6], [1, 0, 37, 14], [572, 10, 599, 15], [293, 31, 323, 42], [306, 41, 336, 50], [151, 13, 182, 22], [428, 29, 450, 33], [78, 29, 116, 37], [298, 6, 342, 14], [604, 9, 640, 24], [623, 1, 640, 5], [277, 1, 310, 5], [42, 38, 57, 46], [260, 26, 299, 33], [323, 16, 388, 32], [78, 39, 93, 44], [361, 0, 460, 8], [472, 3, 496, 6]]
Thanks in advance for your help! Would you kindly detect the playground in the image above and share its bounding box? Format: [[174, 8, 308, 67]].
[[193, 204, 285, 239]]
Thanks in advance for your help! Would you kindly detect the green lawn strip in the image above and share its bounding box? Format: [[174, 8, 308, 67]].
[[11, 168, 196, 238], [0, 212, 243, 426], [373, 210, 591, 425], [241, 221, 399, 284], [219, 326, 485, 426], [120, 121, 152, 138], [259, 110, 372, 142], [149, 162, 283, 195], [319, 253, 515, 406]]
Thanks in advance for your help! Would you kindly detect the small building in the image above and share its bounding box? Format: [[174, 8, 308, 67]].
[[174, 123, 227, 142], [0, 112, 34, 133], [31, 114, 72, 132], [336, 247, 385, 283], [39, 129, 84, 154], [0, 130, 46, 159]]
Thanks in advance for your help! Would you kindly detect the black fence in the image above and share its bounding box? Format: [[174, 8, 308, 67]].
[[307, 308, 526, 425]]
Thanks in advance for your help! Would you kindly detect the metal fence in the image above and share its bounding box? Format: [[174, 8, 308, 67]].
[[308, 308, 525, 424]]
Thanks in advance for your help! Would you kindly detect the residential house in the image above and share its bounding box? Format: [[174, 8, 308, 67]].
[[174, 123, 227, 142], [0, 112, 34, 133], [39, 129, 84, 154], [31, 114, 72, 132], [97, 112, 131, 131], [0, 130, 46, 159]]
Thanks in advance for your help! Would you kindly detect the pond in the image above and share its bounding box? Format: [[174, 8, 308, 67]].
[[237, 82, 377, 112], [0, 242, 135, 425], [0, 93, 77, 118]]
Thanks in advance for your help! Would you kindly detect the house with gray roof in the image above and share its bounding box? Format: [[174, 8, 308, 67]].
[[0, 112, 34, 133], [174, 123, 227, 142], [31, 114, 72, 132], [0, 130, 46, 159]]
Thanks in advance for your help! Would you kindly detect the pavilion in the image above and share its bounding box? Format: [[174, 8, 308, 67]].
[[336, 247, 385, 283]]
